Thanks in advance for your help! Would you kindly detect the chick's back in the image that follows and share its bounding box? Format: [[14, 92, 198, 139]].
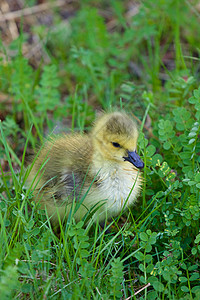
[[28, 134, 93, 205]]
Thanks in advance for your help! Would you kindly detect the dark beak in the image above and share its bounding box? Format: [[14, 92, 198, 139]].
[[123, 151, 144, 169]]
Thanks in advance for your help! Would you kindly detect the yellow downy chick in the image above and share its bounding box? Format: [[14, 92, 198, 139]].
[[28, 112, 144, 226]]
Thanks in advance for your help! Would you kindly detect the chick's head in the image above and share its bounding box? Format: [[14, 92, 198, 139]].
[[92, 112, 144, 169]]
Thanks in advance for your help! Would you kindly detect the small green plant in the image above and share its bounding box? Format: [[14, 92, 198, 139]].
[[109, 257, 124, 299], [34, 64, 61, 131]]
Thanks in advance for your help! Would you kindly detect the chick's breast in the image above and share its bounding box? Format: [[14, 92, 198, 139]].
[[85, 160, 142, 223]]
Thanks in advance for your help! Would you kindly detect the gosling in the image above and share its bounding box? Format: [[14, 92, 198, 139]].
[[27, 112, 144, 226]]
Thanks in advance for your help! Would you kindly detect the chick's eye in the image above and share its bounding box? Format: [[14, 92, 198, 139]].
[[112, 142, 121, 148]]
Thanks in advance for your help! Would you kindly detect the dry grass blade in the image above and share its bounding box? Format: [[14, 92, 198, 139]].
[[0, 0, 71, 22]]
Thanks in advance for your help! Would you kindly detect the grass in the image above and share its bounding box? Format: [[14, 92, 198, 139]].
[[0, 0, 200, 299]]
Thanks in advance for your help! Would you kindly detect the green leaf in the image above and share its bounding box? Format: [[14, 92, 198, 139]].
[[163, 141, 171, 150], [146, 264, 154, 273], [146, 229, 152, 235], [188, 132, 196, 137], [181, 286, 189, 292], [140, 232, 148, 242], [179, 277, 188, 283], [147, 291, 158, 300], [191, 286, 200, 294], [163, 272, 171, 282], [188, 138, 195, 144], [140, 275, 146, 284], [80, 241, 90, 249], [188, 265, 198, 271], [145, 244, 152, 253], [148, 233, 157, 244], [195, 173, 200, 182], [188, 181, 196, 186], [146, 145, 156, 157], [148, 276, 159, 284], [145, 254, 152, 263], [151, 154, 163, 166], [152, 281, 164, 292], [191, 126, 199, 132], [193, 89, 200, 98], [76, 221, 84, 228], [80, 249, 89, 257], [139, 264, 144, 272], [30, 228, 40, 236], [194, 233, 200, 243], [189, 273, 199, 281], [135, 251, 144, 261]]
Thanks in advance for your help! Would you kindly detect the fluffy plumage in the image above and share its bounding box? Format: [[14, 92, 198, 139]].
[[28, 111, 144, 226]]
